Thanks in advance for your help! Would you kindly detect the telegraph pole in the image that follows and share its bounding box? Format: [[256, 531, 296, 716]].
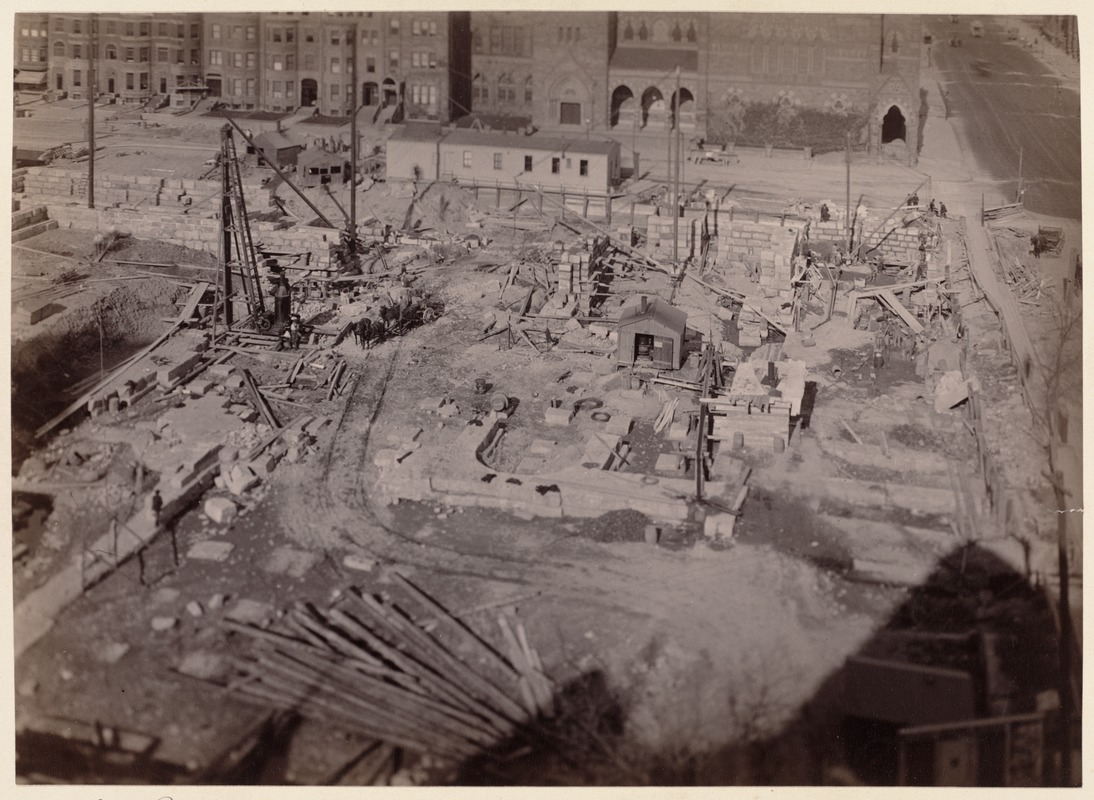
[[1017, 145, 1024, 204], [671, 65, 681, 266], [845, 131, 852, 254], [87, 14, 96, 209], [349, 22, 358, 246]]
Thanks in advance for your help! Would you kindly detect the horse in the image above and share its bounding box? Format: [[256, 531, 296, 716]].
[[354, 316, 376, 350], [379, 304, 401, 337]]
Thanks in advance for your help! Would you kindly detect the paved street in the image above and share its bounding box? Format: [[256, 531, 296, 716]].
[[928, 15, 1081, 219]]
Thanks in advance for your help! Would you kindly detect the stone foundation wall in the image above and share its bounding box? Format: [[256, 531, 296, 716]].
[[46, 205, 340, 270], [20, 167, 269, 216]]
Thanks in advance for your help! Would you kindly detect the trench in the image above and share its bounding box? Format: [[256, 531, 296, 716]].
[[10, 278, 188, 474]]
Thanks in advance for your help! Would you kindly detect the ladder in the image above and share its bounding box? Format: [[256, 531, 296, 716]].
[[218, 125, 269, 330]]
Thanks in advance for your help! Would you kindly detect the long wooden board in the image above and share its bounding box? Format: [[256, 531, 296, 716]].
[[876, 288, 926, 334], [34, 282, 210, 438]]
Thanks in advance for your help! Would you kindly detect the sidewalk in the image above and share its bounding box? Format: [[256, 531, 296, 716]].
[[1008, 17, 1081, 91]]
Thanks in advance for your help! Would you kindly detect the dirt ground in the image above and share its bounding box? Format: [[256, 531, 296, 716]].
[[10, 84, 1078, 783], [10, 193, 1069, 786]]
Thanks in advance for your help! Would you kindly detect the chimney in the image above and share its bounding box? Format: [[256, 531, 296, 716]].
[[639, 295, 648, 314]]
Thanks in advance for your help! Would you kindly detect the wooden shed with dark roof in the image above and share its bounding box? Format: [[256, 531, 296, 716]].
[[616, 295, 687, 371], [247, 131, 303, 169]]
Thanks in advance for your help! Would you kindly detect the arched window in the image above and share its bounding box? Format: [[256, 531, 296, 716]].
[[472, 73, 489, 104], [686, 23, 697, 42], [890, 33, 899, 53], [672, 23, 682, 42], [524, 75, 533, 104], [472, 29, 483, 53], [498, 73, 514, 104], [623, 21, 633, 41], [53, 40, 65, 56], [105, 44, 117, 60], [638, 22, 648, 41]]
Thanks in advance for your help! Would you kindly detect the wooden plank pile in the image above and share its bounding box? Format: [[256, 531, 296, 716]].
[[222, 573, 552, 760], [982, 203, 1024, 222], [989, 232, 1052, 303]]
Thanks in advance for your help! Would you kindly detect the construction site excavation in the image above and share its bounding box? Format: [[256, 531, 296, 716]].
[[9, 9, 1082, 789]]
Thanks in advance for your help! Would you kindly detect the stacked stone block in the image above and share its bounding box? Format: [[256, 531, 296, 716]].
[[708, 216, 802, 298], [19, 167, 269, 215], [645, 213, 697, 257], [46, 205, 339, 273]]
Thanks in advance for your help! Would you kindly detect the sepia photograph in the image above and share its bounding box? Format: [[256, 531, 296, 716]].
[[6, 1, 1084, 790]]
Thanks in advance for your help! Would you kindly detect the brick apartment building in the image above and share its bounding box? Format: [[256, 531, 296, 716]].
[[14, 13, 50, 94], [23, 11, 471, 122], [44, 13, 204, 108], [201, 11, 470, 121]]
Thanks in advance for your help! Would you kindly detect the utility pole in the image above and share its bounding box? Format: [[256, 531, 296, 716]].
[[671, 65, 681, 266], [87, 14, 96, 209], [349, 22, 358, 247], [845, 131, 852, 254], [1017, 145, 1024, 204]]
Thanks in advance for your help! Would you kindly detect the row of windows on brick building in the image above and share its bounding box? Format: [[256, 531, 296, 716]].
[[53, 42, 200, 64], [68, 69, 151, 91], [53, 18, 200, 38], [206, 50, 435, 72], [472, 75, 533, 104], [210, 18, 438, 44]]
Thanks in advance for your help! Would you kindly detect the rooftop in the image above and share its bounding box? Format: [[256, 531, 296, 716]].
[[441, 129, 618, 156]]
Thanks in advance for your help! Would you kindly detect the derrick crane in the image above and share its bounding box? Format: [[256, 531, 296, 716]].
[[217, 123, 275, 331]]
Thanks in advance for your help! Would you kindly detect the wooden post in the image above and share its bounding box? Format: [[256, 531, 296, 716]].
[[671, 66, 681, 266], [605, 193, 612, 227], [87, 14, 96, 209], [496, 181, 501, 209], [582, 189, 589, 219]]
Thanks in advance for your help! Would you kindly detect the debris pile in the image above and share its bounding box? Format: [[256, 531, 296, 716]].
[[223, 574, 552, 760]]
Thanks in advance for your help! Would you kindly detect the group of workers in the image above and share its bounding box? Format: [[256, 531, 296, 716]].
[[278, 314, 304, 350], [907, 193, 948, 218]]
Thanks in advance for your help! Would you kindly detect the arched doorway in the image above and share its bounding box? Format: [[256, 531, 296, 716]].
[[610, 85, 635, 128], [301, 78, 317, 107], [550, 76, 586, 126], [641, 86, 664, 128], [382, 78, 397, 106], [881, 105, 906, 143], [362, 81, 378, 106]]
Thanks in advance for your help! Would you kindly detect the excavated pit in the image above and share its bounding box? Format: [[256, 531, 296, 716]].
[[11, 278, 189, 472]]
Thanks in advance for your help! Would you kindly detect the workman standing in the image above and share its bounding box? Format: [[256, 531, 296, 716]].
[[150, 489, 163, 527], [288, 314, 303, 349]]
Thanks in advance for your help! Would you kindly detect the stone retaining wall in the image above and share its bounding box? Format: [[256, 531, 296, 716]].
[[20, 166, 269, 216], [47, 205, 340, 270]]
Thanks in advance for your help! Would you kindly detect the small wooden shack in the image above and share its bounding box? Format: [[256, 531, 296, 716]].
[[299, 148, 347, 187], [616, 295, 686, 370], [248, 131, 303, 169]]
